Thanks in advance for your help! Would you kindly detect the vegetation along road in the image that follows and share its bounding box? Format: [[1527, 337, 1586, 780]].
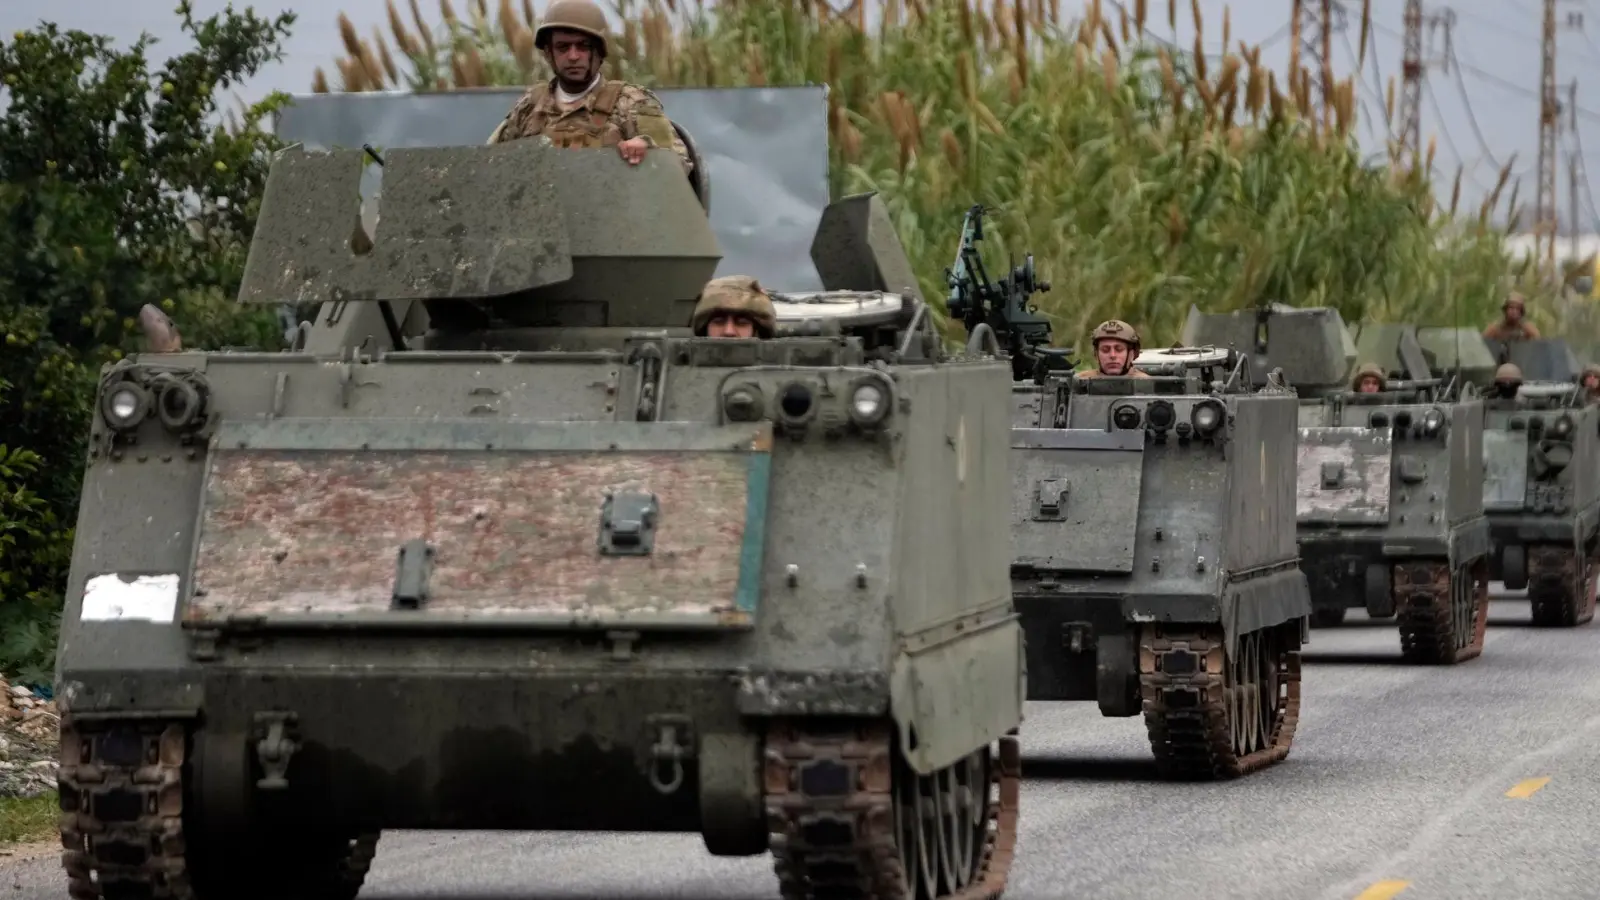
[[3, 592, 1592, 899]]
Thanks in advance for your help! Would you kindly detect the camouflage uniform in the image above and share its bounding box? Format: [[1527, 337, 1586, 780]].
[[691, 275, 776, 338], [1078, 319, 1152, 378], [1482, 293, 1541, 341], [487, 0, 692, 175], [1351, 362, 1385, 392]]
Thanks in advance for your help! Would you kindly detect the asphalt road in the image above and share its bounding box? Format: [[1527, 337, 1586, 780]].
[[6, 590, 1597, 900]]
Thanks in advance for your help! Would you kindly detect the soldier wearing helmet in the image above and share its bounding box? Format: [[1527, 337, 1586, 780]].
[[1351, 362, 1385, 393], [1483, 292, 1541, 342], [1579, 363, 1600, 404], [1078, 319, 1151, 379], [691, 275, 776, 339], [1493, 362, 1523, 399], [488, 0, 692, 176]]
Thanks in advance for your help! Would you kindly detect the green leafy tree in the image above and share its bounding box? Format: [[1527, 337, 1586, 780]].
[[0, 2, 295, 680]]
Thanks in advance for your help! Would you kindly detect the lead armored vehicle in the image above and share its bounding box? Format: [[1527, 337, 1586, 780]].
[[1478, 354, 1600, 626], [53, 141, 1026, 899], [996, 286, 1311, 780]]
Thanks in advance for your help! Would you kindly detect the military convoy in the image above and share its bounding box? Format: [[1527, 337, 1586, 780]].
[[52, 142, 1027, 899]]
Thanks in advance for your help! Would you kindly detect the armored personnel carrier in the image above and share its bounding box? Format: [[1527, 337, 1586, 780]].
[[1478, 365, 1600, 626], [1004, 308, 1312, 780], [1299, 323, 1492, 660], [1417, 326, 1498, 389], [52, 141, 1026, 899]]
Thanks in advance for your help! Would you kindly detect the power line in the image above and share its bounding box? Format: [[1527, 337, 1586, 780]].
[[1444, 43, 1513, 173], [1569, 120, 1600, 231], [1337, 20, 1393, 142]]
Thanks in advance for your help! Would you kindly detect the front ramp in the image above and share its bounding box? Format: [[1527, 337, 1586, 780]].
[[183, 419, 772, 631]]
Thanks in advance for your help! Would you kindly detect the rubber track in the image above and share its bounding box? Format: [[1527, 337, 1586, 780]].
[[1528, 546, 1598, 627], [1137, 625, 1301, 781], [56, 718, 378, 900], [764, 721, 1020, 900], [1395, 560, 1489, 664]]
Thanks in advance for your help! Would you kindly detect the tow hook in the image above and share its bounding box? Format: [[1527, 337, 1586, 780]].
[[646, 714, 694, 795], [254, 711, 299, 790]]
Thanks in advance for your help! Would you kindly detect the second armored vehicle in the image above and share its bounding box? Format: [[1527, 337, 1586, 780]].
[[53, 142, 1026, 899], [1000, 298, 1312, 779]]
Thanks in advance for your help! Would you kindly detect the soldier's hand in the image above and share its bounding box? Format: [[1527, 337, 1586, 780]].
[[617, 136, 650, 165]]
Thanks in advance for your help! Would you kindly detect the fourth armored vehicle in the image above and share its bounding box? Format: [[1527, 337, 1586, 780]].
[[53, 141, 1025, 899]]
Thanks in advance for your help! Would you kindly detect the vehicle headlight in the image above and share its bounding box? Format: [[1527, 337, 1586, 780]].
[[1422, 408, 1445, 435], [722, 384, 764, 423], [100, 383, 150, 430], [1551, 414, 1574, 439], [1191, 400, 1224, 434], [848, 379, 889, 426]]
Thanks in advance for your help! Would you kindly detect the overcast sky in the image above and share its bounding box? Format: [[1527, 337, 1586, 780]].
[[2, 0, 1596, 231]]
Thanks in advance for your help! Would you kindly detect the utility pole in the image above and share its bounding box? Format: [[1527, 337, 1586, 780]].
[[1569, 80, 1580, 262], [1537, 0, 1559, 277], [1396, 2, 1453, 168], [1291, 0, 1345, 124]]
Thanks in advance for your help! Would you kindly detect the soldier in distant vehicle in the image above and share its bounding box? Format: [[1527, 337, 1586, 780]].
[[691, 275, 775, 339], [1482, 293, 1541, 341], [1078, 319, 1152, 378], [487, 0, 692, 176], [1351, 362, 1385, 393], [1492, 362, 1523, 399], [1580, 364, 1600, 404]]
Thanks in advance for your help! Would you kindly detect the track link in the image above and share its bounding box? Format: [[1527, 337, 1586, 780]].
[[1528, 545, 1598, 627], [57, 717, 378, 900], [764, 720, 1019, 900], [1137, 623, 1302, 781]]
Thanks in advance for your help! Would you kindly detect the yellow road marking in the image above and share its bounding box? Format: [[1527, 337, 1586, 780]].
[[1505, 777, 1552, 799], [1354, 880, 1411, 900]]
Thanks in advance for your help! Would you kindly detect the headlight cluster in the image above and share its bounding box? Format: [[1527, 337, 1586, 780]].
[[722, 375, 893, 432], [1109, 399, 1225, 437], [98, 370, 210, 434]]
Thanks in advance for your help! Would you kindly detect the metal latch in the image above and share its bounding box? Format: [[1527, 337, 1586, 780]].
[[1320, 462, 1344, 488], [1033, 478, 1068, 521], [1397, 458, 1428, 484], [392, 538, 435, 610], [600, 491, 659, 556]]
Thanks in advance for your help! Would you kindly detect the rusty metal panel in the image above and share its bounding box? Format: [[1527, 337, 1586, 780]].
[[1482, 429, 1529, 513], [186, 426, 772, 630], [1295, 427, 1393, 525], [1009, 432, 1142, 573]]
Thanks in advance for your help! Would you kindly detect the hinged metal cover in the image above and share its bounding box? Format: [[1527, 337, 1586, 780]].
[[1010, 428, 1142, 573], [1295, 426, 1393, 525], [1482, 429, 1530, 512], [184, 419, 773, 630], [599, 491, 660, 556]]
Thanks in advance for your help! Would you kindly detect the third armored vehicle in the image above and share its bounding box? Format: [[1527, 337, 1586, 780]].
[[994, 284, 1311, 780], [52, 141, 1026, 899], [1189, 308, 1493, 662]]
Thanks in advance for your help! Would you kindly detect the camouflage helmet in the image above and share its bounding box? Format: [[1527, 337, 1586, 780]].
[[1495, 362, 1523, 383], [1091, 319, 1141, 350], [1351, 362, 1385, 389], [691, 275, 776, 338], [1503, 292, 1526, 311], [1582, 363, 1600, 384], [535, 0, 610, 56]]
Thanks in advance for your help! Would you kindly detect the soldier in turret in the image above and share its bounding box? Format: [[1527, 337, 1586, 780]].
[[1078, 319, 1152, 379], [1580, 364, 1600, 404], [1492, 362, 1523, 399], [691, 275, 775, 339], [1351, 362, 1385, 393], [1483, 293, 1541, 341], [138, 304, 182, 353], [487, 0, 693, 176]]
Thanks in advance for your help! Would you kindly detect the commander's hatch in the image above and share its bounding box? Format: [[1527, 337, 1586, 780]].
[[1008, 428, 1143, 573], [1294, 427, 1394, 525]]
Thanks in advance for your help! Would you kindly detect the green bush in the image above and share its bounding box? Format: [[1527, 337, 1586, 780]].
[[0, 2, 296, 681]]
